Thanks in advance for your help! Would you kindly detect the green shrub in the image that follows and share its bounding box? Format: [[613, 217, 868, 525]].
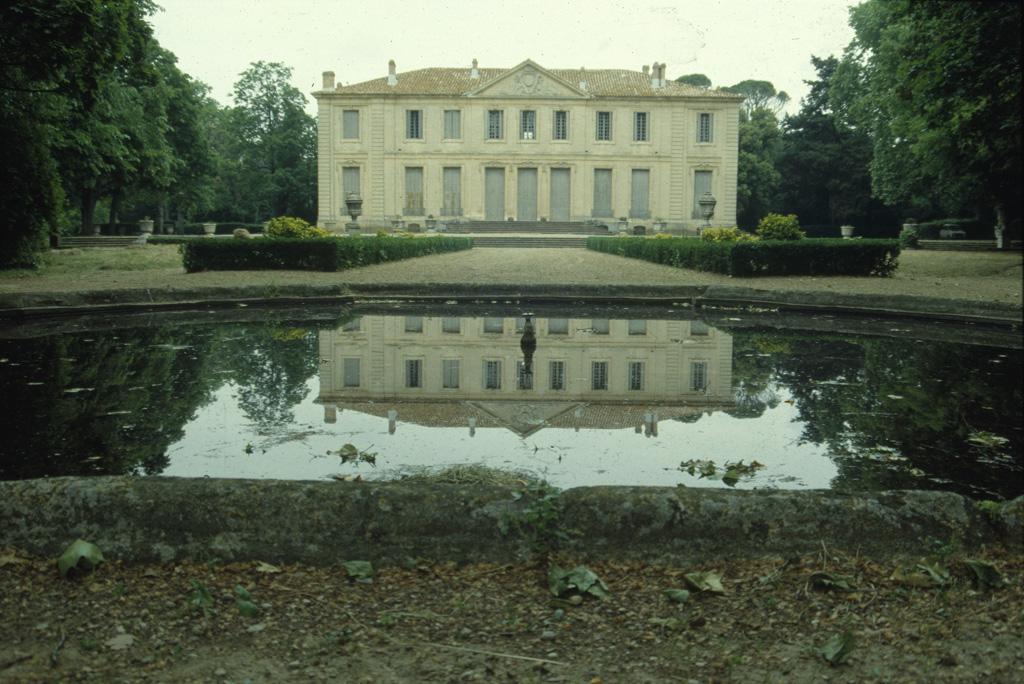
[[898, 228, 919, 249], [588, 236, 899, 277], [265, 216, 329, 239], [756, 213, 805, 241], [181, 235, 473, 273], [700, 227, 758, 243]]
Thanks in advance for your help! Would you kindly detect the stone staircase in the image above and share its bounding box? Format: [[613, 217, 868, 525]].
[[58, 236, 145, 248], [445, 220, 611, 248]]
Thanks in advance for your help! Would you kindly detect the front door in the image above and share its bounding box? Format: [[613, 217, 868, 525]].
[[517, 168, 537, 221], [485, 168, 505, 220]]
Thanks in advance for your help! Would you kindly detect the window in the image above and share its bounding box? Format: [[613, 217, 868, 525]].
[[442, 317, 460, 333], [342, 110, 359, 139], [520, 110, 536, 140], [442, 167, 462, 216], [547, 318, 568, 335], [487, 110, 503, 139], [443, 110, 461, 139], [628, 362, 644, 391], [690, 320, 709, 336], [404, 167, 424, 216], [484, 360, 502, 389], [596, 111, 611, 141], [484, 317, 503, 333], [634, 112, 648, 141], [628, 320, 647, 335], [692, 170, 712, 219], [517, 362, 533, 390], [442, 360, 460, 388], [592, 319, 609, 335], [406, 359, 422, 388], [553, 110, 568, 140], [343, 167, 360, 199], [697, 113, 713, 143], [343, 358, 360, 387], [593, 169, 612, 217], [404, 316, 422, 332], [549, 361, 566, 390], [406, 110, 422, 139], [690, 361, 708, 392], [592, 361, 609, 390], [341, 318, 362, 331]]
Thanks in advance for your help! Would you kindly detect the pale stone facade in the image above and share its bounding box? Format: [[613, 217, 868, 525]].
[[313, 60, 743, 231]]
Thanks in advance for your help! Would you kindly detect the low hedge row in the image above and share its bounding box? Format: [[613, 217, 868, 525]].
[[586, 236, 900, 277], [180, 235, 474, 273]]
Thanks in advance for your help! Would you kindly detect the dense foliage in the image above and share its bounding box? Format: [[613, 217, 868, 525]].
[[587, 236, 898, 277], [264, 216, 329, 239], [756, 213, 805, 241], [700, 227, 757, 243], [181, 236, 474, 273]]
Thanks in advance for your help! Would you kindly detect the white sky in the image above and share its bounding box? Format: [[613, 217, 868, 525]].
[[150, 0, 857, 117]]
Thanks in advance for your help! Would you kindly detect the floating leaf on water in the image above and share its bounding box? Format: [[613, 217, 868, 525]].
[[908, 468, 926, 477], [663, 588, 691, 603], [56, 539, 104, 577], [818, 631, 855, 665]]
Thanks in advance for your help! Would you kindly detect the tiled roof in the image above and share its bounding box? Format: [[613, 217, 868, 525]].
[[322, 66, 743, 100]]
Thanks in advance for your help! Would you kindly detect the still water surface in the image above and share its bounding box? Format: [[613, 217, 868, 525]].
[[1, 306, 1020, 499]]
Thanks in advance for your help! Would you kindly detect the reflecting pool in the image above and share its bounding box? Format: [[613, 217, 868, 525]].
[[1, 305, 1020, 499]]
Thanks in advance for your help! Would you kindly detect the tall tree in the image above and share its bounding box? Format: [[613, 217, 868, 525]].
[[736, 108, 782, 227], [0, 0, 157, 264], [676, 73, 712, 88], [229, 62, 317, 222], [723, 79, 790, 116], [834, 0, 1022, 228]]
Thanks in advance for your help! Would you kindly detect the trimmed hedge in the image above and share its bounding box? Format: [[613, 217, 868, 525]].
[[587, 236, 900, 277], [180, 235, 474, 273]]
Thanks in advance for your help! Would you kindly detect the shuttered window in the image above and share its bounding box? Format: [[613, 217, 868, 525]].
[[443, 110, 461, 139], [628, 362, 644, 391], [404, 167, 423, 216], [487, 110, 503, 139], [442, 360, 460, 388], [517, 362, 533, 390], [592, 169, 612, 217], [342, 110, 359, 139], [406, 110, 422, 139], [592, 319, 609, 334], [484, 317, 504, 333], [628, 320, 646, 335], [690, 361, 708, 391], [591, 361, 608, 390], [406, 359, 422, 388], [520, 110, 536, 139], [343, 358, 360, 387], [549, 361, 565, 390], [596, 111, 611, 141], [404, 316, 422, 332], [343, 167, 360, 199], [484, 360, 502, 389], [697, 113, 713, 143], [553, 111, 568, 140], [442, 167, 462, 216], [692, 170, 712, 219], [442, 317, 460, 333], [633, 112, 648, 141], [547, 318, 568, 334], [630, 169, 649, 219]]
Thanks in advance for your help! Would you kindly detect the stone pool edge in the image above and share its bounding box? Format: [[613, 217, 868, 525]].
[[0, 283, 1020, 325], [2, 477, 1020, 567]]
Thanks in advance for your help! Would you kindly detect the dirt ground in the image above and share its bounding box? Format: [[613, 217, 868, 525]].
[[1, 545, 1022, 683]]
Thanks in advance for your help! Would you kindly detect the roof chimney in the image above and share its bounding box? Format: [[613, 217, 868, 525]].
[[651, 62, 661, 88], [471, 58, 479, 79], [660, 63, 667, 87], [642, 65, 650, 75], [387, 59, 397, 86], [579, 67, 587, 91], [322, 71, 335, 89]]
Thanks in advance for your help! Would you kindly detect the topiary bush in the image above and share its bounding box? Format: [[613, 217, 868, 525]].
[[265, 216, 330, 239], [756, 213, 805, 241], [700, 227, 758, 243]]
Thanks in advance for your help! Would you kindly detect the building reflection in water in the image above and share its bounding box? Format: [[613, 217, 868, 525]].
[[316, 314, 733, 438]]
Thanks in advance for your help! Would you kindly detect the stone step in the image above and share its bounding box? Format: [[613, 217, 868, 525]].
[[58, 236, 144, 248], [471, 236, 588, 248], [446, 221, 611, 235]]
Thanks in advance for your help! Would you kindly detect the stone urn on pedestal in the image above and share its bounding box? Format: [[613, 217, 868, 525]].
[[345, 192, 363, 236], [138, 218, 154, 237], [203, 222, 217, 237], [841, 225, 855, 239]]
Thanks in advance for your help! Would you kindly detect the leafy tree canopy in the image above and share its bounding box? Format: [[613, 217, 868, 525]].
[[676, 73, 712, 88], [722, 79, 790, 115]]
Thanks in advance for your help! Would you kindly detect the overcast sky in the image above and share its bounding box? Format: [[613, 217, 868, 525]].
[[150, 0, 857, 116]]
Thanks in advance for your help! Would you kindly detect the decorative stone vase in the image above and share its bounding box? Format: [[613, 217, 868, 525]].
[[840, 225, 855, 239], [654, 221, 667, 233], [425, 218, 437, 231], [617, 219, 629, 234], [203, 222, 217, 237], [138, 219, 154, 236]]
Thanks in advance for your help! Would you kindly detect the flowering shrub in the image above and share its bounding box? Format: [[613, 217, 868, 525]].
[[700, 227, 757, 243], [756, 214, 805, 241], [265, 216, 329, 239], [650, 232, 674, 239]]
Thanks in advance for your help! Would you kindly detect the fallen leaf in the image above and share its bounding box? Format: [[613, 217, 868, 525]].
[[255, 561, 281, 574], [105, 634, 134, 651]]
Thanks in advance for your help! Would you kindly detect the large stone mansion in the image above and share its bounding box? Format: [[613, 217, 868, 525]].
[[313, 59, 742, 232]]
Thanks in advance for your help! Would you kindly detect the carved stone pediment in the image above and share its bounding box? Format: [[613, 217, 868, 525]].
[[465, 60, 590, 99]]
